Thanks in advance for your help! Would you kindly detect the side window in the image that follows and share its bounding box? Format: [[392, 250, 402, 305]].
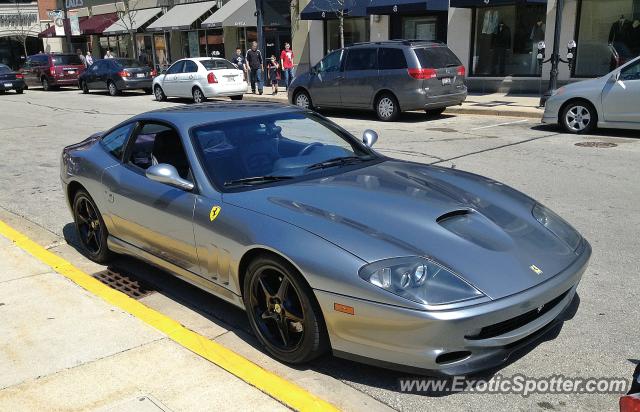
[[89, 62, 100, 72], [378, 48, 408, 70], [620, 61, 640, 81], [318, 50, 343, 73], [38, 55, 49, 66], [100, 123, 135, 160], [166, 61, 184, 74], [345, 48, 378, 71], [184, 60, 198, 73], [127, 123, 191, 180]]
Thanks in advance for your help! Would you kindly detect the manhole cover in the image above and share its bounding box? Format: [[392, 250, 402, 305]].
[[575, 141, 618, 148], [93, 269, 155, 299]]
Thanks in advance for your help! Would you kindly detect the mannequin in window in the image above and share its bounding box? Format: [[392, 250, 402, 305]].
[[492, 22, 512, 76], [530, 19, 545, 74]]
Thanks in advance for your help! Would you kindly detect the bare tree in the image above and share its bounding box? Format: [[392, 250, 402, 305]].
[[308, 0, 350, 50], [91, 0, 141, 58], [7, 0, 41, 58]]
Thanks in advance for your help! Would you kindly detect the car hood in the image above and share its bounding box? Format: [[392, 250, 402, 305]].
[[225, 160, 583, 300]]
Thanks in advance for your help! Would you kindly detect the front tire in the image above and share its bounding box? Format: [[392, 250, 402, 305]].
[[376, 93, 399, 122], [561, 101, 597, 134], [243, 255, 328, 364], [192, 87, 206, 104], [154, 85, 166, 101], [72, 189, 112, 263], [230, 94, 243, 100], [107, 81, 120, 96], [293, 89, 312, 110]]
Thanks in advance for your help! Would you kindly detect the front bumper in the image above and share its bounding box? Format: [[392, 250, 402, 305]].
[[541, 96, 563, 124], [0, 79, 25, 91], [316, 240, 591, 375]]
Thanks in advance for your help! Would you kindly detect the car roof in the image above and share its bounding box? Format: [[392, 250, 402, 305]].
[[349, 40, 446, 49], [134, 102, 304, 129]]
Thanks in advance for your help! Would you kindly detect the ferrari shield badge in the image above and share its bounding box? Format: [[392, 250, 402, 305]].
[[209, 205, 221, 222], [529, 264, 543, 275]]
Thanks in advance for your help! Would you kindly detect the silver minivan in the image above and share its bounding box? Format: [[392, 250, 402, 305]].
[[288, 40, 467, 121]]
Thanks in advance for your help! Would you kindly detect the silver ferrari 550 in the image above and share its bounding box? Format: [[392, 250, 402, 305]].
[[61, 102, 591, 375]]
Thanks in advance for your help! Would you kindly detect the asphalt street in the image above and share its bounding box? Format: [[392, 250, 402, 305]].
[[0, 88, 638, 412]]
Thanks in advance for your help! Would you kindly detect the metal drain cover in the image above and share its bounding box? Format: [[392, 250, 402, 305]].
[[575, 141, 618, 148], [93, 268, 155, 299]]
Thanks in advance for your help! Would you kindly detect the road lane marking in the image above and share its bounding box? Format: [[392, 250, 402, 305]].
[[470, 119, 529, 130], [0, 219, 338, 412]]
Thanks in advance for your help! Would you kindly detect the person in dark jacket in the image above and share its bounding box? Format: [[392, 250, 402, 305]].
[[492, 22, 512, 75], [245, 41, 263, 95]]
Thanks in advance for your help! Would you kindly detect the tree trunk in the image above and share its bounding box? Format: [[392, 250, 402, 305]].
[[339, 14, 344, 49]]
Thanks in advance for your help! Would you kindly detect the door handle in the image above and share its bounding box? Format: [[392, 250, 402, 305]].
[[189, 75, 193, 79]]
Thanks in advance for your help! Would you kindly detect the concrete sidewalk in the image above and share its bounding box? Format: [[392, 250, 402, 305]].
[[0, 234, 288, 412], [243, 90, 543, 119]]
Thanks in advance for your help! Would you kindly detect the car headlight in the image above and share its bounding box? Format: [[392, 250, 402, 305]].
[[532, 204, 581, 250], [551, 87, 565, 97], [359, 257, 484, 305]]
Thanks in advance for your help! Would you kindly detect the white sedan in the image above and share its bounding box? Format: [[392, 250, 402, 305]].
[[153, 57, 247, 103]]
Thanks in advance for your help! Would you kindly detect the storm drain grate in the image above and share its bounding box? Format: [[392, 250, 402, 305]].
[[575, 141, 618, 148], [92, 269, 156, 299]]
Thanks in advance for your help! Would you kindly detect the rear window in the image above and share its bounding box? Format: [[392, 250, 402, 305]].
[[200, 59, 236, 70], [413, 47, 461, 69], [0, 65, 11, 74], [51, 55, 83, 65], [115, 59, 143, 68]]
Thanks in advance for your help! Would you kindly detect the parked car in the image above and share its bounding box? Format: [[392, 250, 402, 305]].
[[288, 40, 467, 121], [79, 58, 155, 96], [20, 53, 85, 91], [0, 64, 25, 94], [152, 57, 246, 103], [619, 363, 640, 412], [543, 56, 640, 133], [61, 102, 590, 374]]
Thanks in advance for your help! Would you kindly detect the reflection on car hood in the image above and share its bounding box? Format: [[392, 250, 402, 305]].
[[226, 160, 582, 299]]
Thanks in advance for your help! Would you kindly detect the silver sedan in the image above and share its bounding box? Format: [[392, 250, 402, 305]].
[[61, 103, 591, 375], [543, 56, 640, 133]]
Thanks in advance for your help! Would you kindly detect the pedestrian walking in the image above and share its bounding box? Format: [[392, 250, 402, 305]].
[[267, 55, 279, 95], [245, 41, 263, 95], [231, 47, 246, 80], [85, 51, 94, 67], [104, 49, 115, 59], [77, 49, 86, 67], [279, 42, 294, 89]]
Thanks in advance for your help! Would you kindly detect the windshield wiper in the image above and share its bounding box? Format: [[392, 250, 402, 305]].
[[224, 175, 293, 187], [305, 156, 368, 172]]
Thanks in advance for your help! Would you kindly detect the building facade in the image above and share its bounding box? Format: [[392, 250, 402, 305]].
[[0, 0, 45, 69], [292, 0, 640, 93]]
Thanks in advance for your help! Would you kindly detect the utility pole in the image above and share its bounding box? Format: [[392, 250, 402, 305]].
[[540, 0, 564, 107], [61, 0, 73, 52], [255, 0, 264, 55]]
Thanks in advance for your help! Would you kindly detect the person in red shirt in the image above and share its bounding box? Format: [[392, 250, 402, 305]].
[[279, 42, 295, 89]]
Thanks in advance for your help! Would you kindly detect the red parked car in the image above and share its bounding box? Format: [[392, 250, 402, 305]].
[[21, 53, 85, 91]]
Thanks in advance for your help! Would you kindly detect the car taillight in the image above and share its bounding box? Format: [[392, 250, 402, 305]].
[[49, 66, 55, 76], [118, 70, 130, 78], [620, 394, 640, 412], [207, 71, 217, 84], [457, 66, 466, 76], [408, 68, 437, 80], [151, 69, 157, 77], [15, 73, 24, 79]]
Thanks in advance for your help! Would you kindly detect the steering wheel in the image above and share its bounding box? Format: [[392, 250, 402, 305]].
[[298, 142, 323, 156]]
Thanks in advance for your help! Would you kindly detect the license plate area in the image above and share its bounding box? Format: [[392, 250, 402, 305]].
[[136, 73, 145, 78], [441, 77, 452, 85], [3, 82, 12, 87]]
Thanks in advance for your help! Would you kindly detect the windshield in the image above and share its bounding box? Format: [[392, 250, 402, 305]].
[[414, 47, 461, 69], [200, 59, 236, 70], [191, 112, 376, 189], [51, 55, 83, 65]]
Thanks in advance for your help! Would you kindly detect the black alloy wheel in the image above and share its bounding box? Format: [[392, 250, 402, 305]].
[[243, 256, 328, 364], [72, 189, 111, 263]]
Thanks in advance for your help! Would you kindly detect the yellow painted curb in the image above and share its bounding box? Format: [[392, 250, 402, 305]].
[[0, 220, 339, 412]]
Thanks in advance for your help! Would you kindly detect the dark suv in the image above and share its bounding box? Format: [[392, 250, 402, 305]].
[[288, 40, 467, 121], [21, 53, 85, 91]]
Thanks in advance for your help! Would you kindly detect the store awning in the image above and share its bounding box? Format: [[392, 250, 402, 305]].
[[201, 0, 287, 28], [366, 0, 448, 15], [146, 1, 217, 31], [103, 8, 162, 35], [80, 13, 118, 34], [450, 0, 546, 7], [38, 24, 57, 38], [300, 0, 367, 20]]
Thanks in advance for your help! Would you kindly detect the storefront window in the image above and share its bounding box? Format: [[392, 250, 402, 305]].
[[471, 5, 546, 77], [325, 18, 370, 53], [154, 33, 168, 71], [574, 0, 640, 77], [402, 16, 438, 41]]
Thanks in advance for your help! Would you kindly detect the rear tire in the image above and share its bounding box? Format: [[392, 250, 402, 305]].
[[72, 189, 112, 264], [107, 81, 120, 96], [425, 107, 446, 117], [154, 85, 166, 101], [42, 78, 50, 91], [561, 100, 597, 134], [192, 87, 206, 103], [230, 94, 243, 100], [375, 93, 400, 122]]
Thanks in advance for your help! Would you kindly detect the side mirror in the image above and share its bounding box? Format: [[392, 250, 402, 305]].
[[610, 71, 620, 83], [146, 164, 194, 191], [362, 129, 378, 148]]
